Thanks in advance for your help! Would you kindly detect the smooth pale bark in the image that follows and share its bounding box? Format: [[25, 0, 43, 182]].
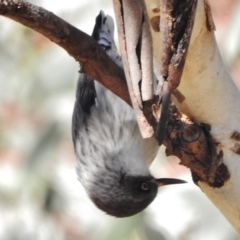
[[145, 0, 240, 232]]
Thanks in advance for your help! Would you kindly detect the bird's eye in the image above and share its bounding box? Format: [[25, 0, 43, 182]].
[[141, 182, 149, 191]]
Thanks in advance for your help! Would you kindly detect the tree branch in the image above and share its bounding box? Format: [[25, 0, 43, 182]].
[[0, 0, 131, 105]]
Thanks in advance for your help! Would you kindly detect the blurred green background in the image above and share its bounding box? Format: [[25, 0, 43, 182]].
[[0, 0, 240, 239]]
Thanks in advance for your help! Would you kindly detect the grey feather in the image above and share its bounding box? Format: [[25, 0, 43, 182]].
[[72, 11, 160, 217]]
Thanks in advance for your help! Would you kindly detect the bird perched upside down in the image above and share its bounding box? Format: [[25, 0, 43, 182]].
[[72, 11, 185, 217]]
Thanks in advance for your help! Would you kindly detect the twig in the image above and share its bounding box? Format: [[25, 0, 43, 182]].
[[0, 0, 131, 105]]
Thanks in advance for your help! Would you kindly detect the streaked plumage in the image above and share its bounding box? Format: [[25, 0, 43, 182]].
[[72, 11, 184, 217]]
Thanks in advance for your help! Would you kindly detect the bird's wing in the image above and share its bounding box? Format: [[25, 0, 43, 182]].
[[72, 73, 96, 145], [72, 10, 121, 144], [92, 10, 122, 68]]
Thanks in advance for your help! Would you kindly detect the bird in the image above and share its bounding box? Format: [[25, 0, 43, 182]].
[[72, 10, 186, 218]]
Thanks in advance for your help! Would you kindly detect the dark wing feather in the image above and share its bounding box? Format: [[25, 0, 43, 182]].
[[72, 74, 96, 144], [92, 11, 104, 41]]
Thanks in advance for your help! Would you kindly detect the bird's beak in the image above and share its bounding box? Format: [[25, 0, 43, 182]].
[[154, 178, 187, 187]]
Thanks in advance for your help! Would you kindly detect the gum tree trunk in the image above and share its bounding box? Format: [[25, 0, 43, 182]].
[[146, 0, 240, 232]]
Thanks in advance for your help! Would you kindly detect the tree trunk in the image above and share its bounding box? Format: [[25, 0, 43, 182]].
[[146, 0, 240, 232]]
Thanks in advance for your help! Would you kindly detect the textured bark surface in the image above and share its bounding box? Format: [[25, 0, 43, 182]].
[[164, 106, 230, 188], [160, 0, 197, 90], [112, 0, 155, 138]]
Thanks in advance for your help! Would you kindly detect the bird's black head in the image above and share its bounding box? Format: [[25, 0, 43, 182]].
[[91, 175, 158, 217], [87, 172, 186, 218]]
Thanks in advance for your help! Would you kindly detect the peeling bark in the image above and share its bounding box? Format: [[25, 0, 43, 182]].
[[154, 0, 197, 145], [113, 0, 155, 138], [164, 106, 229, 188], [160, 0, 197, 90]]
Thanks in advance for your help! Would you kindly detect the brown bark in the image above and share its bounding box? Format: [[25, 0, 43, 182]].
[[0, 0, 131, 105]]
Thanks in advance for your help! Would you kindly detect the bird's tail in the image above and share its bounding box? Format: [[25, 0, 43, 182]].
[[92, 11, 122, 68]]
